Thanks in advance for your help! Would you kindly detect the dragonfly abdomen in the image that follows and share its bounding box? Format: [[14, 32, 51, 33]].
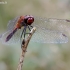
[[5, 28, 17, 42]]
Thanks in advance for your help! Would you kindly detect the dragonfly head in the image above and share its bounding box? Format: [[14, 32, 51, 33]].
[[24, 15, 34, 25]]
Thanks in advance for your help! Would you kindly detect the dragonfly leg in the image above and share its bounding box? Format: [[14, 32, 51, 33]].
[[28, 26, 31, 31], [24, 26, 27, 38], [21, 25, 33, 46], [20, 26, 27, 46], [30, 25, 33, 28], [28, 25, 33, 31], [20, 26, 27, 39]]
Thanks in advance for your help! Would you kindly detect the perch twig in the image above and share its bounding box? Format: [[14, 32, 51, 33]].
[[17, 27, 36, 70]]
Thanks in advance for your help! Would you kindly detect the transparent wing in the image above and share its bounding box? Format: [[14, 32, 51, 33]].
[[7, 16, 20, 30], [31, 17, 70, 43], [0, 16, 22, 45], [0, 29, 22, 45], [1, 16, 70, 44], [32, 17, 70, 32], [31, 29, 68, 43]]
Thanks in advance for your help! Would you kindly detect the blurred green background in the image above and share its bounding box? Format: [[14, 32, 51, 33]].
[[0, 0, 70, 70]]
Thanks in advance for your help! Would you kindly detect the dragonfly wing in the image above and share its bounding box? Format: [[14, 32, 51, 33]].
[[0, 29, 22, 45], [7, 16, 20, 30], [31, 17, 70, 43], [32, 17, 70, 33], [31, 29, 68, 43]]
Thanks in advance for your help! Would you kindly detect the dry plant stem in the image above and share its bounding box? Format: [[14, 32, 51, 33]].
[[17, 27, 36, 70]]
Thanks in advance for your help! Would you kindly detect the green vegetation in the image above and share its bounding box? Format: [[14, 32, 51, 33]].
[[0, 0, 70, 70]]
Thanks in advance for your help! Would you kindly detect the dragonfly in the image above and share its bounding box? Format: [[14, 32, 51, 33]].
[[0, 15, 70, 45]]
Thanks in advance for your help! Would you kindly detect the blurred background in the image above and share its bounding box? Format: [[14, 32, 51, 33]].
[[0, 0, 70, 70]]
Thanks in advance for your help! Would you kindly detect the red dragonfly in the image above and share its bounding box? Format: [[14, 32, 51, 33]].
[[0, 15, 70, 45]]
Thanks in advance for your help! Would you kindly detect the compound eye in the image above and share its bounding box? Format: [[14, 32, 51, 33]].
[[27, 17, 34, 25]]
